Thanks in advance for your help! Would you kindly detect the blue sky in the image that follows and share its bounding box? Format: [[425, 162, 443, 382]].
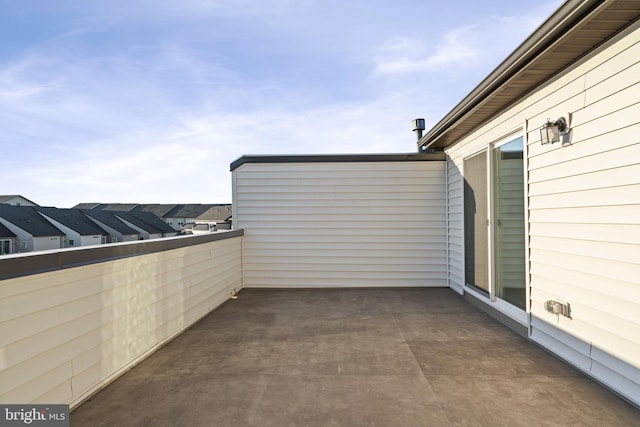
[[1, 0, 562, 207]]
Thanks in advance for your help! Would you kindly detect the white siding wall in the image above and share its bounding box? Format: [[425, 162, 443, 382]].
[[33, 236, 63, 251], [80, 235, 103, 246], [37, 214, 82, 248], [445, 22, 640, 404], [446, 157, 464, 294], [233, 161, 446, 288], [0, 235, 243, 407]]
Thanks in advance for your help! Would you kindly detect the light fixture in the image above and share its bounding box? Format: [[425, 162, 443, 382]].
[[540, 117, 568, 145]]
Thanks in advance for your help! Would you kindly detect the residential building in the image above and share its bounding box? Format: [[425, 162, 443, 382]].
[[162, 204, 227, 231], [81, 209, 141, 242], [0, 205, 64, 252], [195, 205, 232, 230], [0, 222, 16, 255], [36, 207, 108, 248], [0, 195, 39, 206], [74, 202, 232, 231], [111, 210, 178, 239], [183, 205, 233, 233]]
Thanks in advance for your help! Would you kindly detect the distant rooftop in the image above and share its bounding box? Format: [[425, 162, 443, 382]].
[[36, 207, 107, 236], [0, 205, 64, 237], [81, 209, 139, 235], [74, 203, 231, 220]]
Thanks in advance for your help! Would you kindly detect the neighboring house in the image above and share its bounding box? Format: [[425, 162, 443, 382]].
[[133, 204, 178, 227], [0, 195, 39, 207], [163, 204, 227, 231], [231, 2, 640, 407], [193, 205, 232, 231], [0, 205, 64, 252], [36, 207, 107, 248], [130, 210, 178, 237], [0, 222, 17, 255], [111, 211, 177, 239], [184, 223, 215, 234], [73, 202, 232, 232], [81, 210, 140, 242], [98, 203, 140, 212], [73, 203, 102, 210]]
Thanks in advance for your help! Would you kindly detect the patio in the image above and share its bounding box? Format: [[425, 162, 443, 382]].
[[71, 288, 640, 426]]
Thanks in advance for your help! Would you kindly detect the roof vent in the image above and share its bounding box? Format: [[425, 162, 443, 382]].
[[412, 118, 425, 142]]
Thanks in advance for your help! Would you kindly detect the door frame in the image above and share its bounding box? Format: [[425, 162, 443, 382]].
[[461, 126, 529, 326]]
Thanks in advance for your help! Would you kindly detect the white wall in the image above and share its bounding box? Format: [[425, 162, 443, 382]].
[[33, 236, 63, 252], [37, 214, 82, 248], [233, 160, 447, 288], [80, 235, 103, 247], [0, 234, 243, 408], [445, 21, 640, 405]]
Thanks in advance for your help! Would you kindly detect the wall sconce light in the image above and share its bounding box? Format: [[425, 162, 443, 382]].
[[540, 117, 568, 145]]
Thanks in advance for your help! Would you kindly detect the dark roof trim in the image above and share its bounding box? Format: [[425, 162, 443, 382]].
[[419, 0, 639, 150], [230, 152, 445, 171], [0, 229, 244, 281]]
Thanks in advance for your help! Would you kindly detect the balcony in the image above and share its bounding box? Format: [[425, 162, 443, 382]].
[[1, 230, 638, 425], [70, 287, 638, 426], [1, 155, 639, 425]]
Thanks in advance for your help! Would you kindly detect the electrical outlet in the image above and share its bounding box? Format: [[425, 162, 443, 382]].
[[544, 300, 571, 318]]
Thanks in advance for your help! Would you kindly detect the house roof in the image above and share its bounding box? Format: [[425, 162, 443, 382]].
[[98, 204, 140, 211], [0, 195, 39, 206], [166, 204, 224, 219], [36, 207, 107, 236], [112, 211, 176, 234], [0, 222, 17, 238], [133, 204, 179, 218], [418, 0, 640, 150], [196, 205, 233, 222], [0, 205, 64, 237], [81, 209, 140, 235], [74, 202, 230, 221], [73, 203, 102, 209]]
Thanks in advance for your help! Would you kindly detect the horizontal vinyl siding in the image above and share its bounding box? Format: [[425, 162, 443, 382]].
[[0, 236, 242, 407], [444, 22, 640, 405], [447, 157, 464, 294], [526, 23, 640, 386], [233, 161, 446, 288]]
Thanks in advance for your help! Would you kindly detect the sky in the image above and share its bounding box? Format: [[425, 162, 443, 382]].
[[1, 0, 563, 208]]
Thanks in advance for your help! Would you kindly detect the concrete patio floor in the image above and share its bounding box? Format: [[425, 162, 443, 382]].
[[72, 288, 640, 426]]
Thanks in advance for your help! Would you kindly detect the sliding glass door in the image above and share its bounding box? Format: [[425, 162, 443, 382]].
[[493, 137, 526, 310], [463, 135, 526, 312], [463, 150, 489, 294]]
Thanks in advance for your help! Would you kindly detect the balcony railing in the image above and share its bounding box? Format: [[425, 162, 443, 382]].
[[0, 230, 243, 407]]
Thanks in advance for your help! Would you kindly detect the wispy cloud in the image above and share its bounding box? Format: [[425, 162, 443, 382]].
[[0, 0, 564, 207], [372, 4, 558, 76], [373, 28, 478, 74]]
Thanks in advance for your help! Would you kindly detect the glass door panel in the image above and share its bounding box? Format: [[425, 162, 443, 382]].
[[493, 137, 526, 310], [464, 151, 489, 294]]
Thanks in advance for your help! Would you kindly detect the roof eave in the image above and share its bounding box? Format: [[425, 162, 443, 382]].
[[419, 0, 638, 150]]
